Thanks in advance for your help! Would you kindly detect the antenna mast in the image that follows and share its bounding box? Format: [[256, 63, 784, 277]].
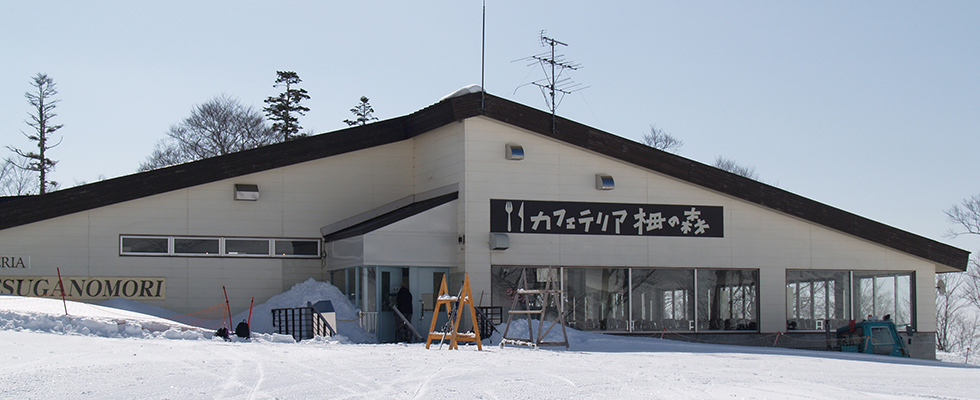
[[481, 0, 486, 109], [519, 31, 588, 134]]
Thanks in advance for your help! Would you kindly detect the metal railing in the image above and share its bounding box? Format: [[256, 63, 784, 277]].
[[360, 311, 378, 334], [272, 307, 337, 341]]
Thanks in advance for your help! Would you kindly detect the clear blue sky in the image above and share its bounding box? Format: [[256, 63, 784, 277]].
[[2, 1, 978, 255]]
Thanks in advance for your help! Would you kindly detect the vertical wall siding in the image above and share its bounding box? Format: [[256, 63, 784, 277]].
[[459, 116, 937, 333], [0, 142, 415, 314]]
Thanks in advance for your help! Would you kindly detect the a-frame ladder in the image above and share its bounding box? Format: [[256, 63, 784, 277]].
[[425, 274, 483, 350], [500, 267, 569, 349]]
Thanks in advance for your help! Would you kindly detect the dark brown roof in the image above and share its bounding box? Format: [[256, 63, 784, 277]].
[[0, 92, 969, 271]]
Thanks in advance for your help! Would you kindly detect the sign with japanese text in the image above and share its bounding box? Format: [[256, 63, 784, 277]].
[[490, 199, 723, 238]]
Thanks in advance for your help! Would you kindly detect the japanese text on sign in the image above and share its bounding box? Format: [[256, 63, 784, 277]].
[[490, 199, 723, 238]]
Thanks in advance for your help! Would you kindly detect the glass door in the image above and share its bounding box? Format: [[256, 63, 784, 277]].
[[376, 267, 404, 343]]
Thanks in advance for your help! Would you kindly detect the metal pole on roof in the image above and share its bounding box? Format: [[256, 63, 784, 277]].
[[481, 0, 486, 110]]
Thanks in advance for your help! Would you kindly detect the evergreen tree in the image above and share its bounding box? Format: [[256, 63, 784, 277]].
[[344, 96, 378, 126], [263, 71, 310, 141], [8, 73, 63, 194]]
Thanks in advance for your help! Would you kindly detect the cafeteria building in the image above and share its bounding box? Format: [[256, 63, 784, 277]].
[[0, 88, 968, 359]]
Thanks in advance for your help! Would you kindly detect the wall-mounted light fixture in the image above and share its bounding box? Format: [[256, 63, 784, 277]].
[[234, 184, 260, 201], [505, 143, 524, 160], [489, 233, 510, 250], [595, 174, 614, 190]]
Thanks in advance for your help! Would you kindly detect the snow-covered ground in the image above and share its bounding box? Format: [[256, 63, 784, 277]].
[[0, 281, 977, 399]]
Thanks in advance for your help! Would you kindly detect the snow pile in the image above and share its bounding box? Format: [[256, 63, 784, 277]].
[[96, 279, 374, 343], [938, 350, 980, 365], [229, 278, 374, 343], [0, 295, 202, 339], [438, 84, 482, 101]]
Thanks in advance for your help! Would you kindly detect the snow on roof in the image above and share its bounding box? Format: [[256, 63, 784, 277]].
[[439, 84, 483, 101]]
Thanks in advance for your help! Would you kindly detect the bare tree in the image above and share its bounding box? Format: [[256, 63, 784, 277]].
[[8, 73, 63, 194], [944, 196, 980, 308], [713, 156, 759, 180], [140, 95, 276, 171], [937, 272, 968, 352], [940, 196, 980, 352], [0, 156, 41, 196], [945, 194, 980, 238], [642, 124, 683, 153]]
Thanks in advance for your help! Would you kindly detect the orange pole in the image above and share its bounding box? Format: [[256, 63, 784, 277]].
[[247, 297, 254, 326], [56, 268, 68, 315], [222, 286, 233, 330]]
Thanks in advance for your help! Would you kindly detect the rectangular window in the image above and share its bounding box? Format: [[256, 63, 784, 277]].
[[225, 239, 270, 256], [786, 270, 850, 331], [631, 268, 695, 332], [274, 239, 319, 257], [853, 271, 913, 328], [120, 236, 169, 255], [173, 238, 220, 255], [491, 267, 553, 317], [697, 269, 759, 331], [564, 267, 630, 332]]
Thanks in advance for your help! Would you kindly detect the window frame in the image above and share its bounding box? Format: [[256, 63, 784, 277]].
[[120, 236, 171, 256], [119, 235, 320, 259], [172, 237, 222, 256]]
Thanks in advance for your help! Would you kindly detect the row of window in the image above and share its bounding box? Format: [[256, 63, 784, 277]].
[[492, 267, 760, 333], [490, 267, 915, 334], [120, 236, 320, 258]]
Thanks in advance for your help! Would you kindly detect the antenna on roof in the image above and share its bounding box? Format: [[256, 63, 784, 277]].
[[515, 31, 589, 134], [481, 0, 486, 110]]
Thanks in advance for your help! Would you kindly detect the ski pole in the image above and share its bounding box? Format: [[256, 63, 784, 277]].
[[247, 297, 254, 327], [223, 286, 233, 333]]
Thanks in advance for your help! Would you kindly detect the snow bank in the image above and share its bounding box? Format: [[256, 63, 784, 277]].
[[94, 279, 374, 343], [0, 295, 202, 339], [229, 278, 375, 343]]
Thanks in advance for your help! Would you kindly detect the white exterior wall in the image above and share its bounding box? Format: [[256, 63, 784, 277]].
[[456, 117, 938, 333], [0, 114, 942, 335], [0, 141, 416, 314]]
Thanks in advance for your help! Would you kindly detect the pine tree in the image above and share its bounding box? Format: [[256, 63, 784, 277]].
[[263, 71, 310, 141], [8, 73, 63, 194], [344, 96, 378, 126]]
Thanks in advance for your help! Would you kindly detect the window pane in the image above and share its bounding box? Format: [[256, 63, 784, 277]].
[[225, 239, 269, 255], [121, 237, 168, 254], [785, 270, 850, 331], [631, 269, 695, 332], [491, 267, 555, 317], [564, 268, 630, 332], [853, 271, 913, 328], [274, 240, 319, 256], [697, 269, 759, 331], [174, 238, 219, 255]]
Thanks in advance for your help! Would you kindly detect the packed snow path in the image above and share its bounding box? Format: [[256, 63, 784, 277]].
[[1, 329, 978, 399]]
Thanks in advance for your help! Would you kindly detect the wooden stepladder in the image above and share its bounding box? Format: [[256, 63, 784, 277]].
[[500, 267, 569, 349], [425, 274, 483, 350]]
